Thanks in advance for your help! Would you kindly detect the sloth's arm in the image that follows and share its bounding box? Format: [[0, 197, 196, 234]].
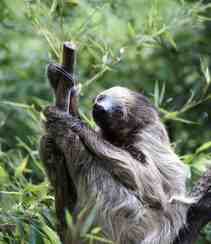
[[44, 106, 139, 191]]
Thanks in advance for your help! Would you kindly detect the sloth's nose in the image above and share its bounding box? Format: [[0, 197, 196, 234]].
[[92, 102, 111, 126], [92, 95, 113, 125]]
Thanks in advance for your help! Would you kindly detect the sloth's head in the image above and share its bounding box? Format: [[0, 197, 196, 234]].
[[92, 86, 159, 139]]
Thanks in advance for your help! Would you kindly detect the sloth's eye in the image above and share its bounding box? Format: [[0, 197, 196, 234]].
[[113, 107, 124, 117], [96, 95, 106, 103]]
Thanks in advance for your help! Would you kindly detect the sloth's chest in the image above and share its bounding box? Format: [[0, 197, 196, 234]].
[[123, 145, 146, 164]]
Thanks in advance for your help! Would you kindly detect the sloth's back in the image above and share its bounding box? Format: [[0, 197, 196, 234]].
[[74, 158, 185, 244]]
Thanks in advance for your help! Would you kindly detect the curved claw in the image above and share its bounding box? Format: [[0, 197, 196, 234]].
[[47, 64, 61, 92], [47, 63, 74, 92], [43, 106, 70, 122], [43, 105, 83, 136]]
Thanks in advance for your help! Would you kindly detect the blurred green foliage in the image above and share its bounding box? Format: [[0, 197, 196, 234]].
[[0, 0, 211, 243]]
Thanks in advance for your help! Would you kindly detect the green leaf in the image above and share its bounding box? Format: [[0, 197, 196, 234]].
[[65, 210, 74, 230], [24, 182, 49, 195], [66, 0, 79, 5], [79, 110, 96, 128], [15, 156, 28, 178], [3, 0, 26, 18], [29, 225, 43, 244], [159, 82, 166, 106], [80, 206, 97, 236], [196, 141, 211, 154], [0, 166, 9, 185], [167, 116, 197, 125], [191, 156, 208, 174], [49, 0, 58, 15], [180, 154, 194, 165], [163, 31, 177, 49], [41, 224, 61, 244], [154, 81, 159, 108], [85, 234, 113, 243], [16, 137, 46, 176], [91, 227, 101, 235], [127, 22, 136, 38], [0, 101, 31, 109], [200, 57, 211, 93]]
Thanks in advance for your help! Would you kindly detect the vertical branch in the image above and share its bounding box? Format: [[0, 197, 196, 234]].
[[43, 42, 79, 243], [62, 42, 76, 74], [55, 42, 78, 114], [55, 42, 78, 243]]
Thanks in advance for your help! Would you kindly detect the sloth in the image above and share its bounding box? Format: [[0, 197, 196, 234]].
[[42, 86, 193, 244]]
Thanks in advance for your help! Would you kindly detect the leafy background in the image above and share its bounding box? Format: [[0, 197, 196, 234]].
[[0, 0, 211, 243]]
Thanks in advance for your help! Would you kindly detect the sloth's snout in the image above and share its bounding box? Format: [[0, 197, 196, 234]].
[[93, 103, 108, 128], [93, 102, 110, 124], [92, 95, 113, 127], [93, 103, 108, 115]]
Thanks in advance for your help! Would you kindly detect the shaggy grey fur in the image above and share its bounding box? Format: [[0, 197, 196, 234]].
[[42, 86, 194, 244]]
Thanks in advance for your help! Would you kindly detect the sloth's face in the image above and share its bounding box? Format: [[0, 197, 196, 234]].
[[92, 89, 126, 132], [92, 86, 158, 136]]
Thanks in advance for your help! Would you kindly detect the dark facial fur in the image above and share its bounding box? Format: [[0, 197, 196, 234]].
[[92, 86, 159, 144]]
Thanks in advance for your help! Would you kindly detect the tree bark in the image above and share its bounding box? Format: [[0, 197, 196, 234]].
[[40, 42, 78, 243]]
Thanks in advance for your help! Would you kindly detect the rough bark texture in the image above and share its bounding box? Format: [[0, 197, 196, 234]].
[[40, 42, 211, 244], [40, 42, 78, 243]]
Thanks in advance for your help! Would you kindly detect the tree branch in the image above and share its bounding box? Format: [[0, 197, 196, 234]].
[[55, 42, 78, 114], [41, 42, 78, 243]]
